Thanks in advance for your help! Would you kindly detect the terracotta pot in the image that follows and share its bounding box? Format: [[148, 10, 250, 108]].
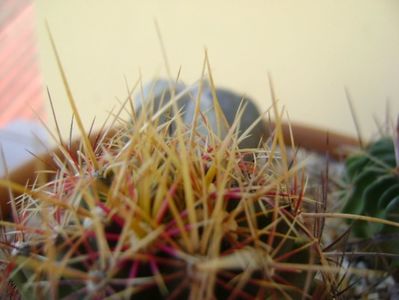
[[0, 122, 359, 219]]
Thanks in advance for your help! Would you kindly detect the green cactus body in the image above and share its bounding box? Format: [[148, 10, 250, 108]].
[[342, 137, 399, 261]]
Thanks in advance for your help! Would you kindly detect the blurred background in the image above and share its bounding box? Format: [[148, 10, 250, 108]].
[[34, 0, 399, 138], [0, 0, 45, 174], [1, 0, 399, 168]]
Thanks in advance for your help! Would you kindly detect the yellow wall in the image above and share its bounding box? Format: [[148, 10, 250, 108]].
[[35, 0, 399, 139]]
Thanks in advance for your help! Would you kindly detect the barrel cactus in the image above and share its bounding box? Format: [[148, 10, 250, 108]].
[[0, 80, 343, 299]]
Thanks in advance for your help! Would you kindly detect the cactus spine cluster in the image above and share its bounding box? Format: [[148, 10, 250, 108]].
[[0, 81, 347, 299]]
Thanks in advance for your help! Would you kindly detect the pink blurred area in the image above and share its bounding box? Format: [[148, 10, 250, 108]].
[[0, 0, 45, 126], [0, 0, 47, 174]]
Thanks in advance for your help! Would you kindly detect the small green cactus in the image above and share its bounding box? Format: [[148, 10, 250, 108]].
[[342, 137, 399, 238], [341, 122, 399, 280]]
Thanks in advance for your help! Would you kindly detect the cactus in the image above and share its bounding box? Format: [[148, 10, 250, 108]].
[[0, 79, 347, 299], [340, 120, 399, 277]]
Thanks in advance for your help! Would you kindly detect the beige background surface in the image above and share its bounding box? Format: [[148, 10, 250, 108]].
[[34, 0, 399, 140]]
